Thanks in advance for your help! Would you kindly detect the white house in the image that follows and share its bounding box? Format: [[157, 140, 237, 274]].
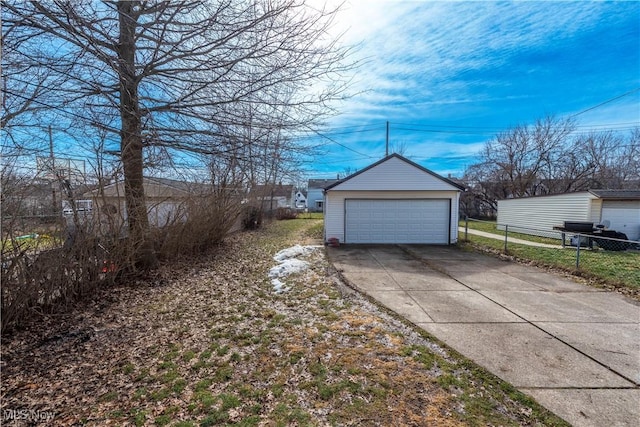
[[323, 154, 465, 244], [294, 190, 307, 209], [497, 190, 640, 241]]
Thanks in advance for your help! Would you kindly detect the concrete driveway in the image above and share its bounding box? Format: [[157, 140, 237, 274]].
[[326, 244, 640, 427]]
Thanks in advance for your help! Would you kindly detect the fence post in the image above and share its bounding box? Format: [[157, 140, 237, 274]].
[[504, 224, 508, 253], [575, 236, 581, 269], [464, 216, 468, 241]]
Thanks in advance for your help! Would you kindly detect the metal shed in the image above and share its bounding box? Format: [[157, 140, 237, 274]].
[[497, 190, 640, 241]]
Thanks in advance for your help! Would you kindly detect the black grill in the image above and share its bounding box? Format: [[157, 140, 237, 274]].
[[563, 221, 594, 232]]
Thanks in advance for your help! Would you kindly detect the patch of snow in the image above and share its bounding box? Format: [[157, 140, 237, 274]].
[[271, 278, 289, 294], [268, 259, 309, 279], [268, 245, 321, 293], [273, 244, 320, 262]]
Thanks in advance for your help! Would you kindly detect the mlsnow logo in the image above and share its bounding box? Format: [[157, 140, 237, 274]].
[[3, 409, 56, 423]]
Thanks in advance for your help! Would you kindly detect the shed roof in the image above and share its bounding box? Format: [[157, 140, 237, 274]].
[[324, 154, 465, 192], [588, 189, 640, 200], [499, 189, 640, 202]]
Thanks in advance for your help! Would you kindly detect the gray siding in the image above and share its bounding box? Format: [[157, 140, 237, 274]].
[[323, 155, 461, 244], [307, 188, 324, 210], [497, 192, 597, 234]]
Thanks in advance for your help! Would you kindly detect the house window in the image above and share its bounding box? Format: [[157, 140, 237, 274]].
[[315, 200, 323, 210]]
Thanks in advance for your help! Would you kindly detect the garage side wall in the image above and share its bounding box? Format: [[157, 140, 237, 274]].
[[497, 192, 597, 234], [325, 190, 460, 244]]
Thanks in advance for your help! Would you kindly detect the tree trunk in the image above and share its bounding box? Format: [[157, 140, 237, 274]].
[[117, 1, 156, 270]]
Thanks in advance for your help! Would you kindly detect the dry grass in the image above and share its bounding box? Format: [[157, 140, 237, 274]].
[[1, 219, 567, 426]]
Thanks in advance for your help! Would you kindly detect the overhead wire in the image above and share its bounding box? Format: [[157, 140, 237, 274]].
[[568, 87, 640, 118], [5, 83, 639, 176]]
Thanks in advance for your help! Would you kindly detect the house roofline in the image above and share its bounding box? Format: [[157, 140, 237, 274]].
[[84, 176, 194, 196], [323, 153, 465, 192]]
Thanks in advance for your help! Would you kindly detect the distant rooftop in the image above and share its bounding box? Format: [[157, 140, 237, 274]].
[[250, 184, 294, 198], [308, 179, 339, 189]]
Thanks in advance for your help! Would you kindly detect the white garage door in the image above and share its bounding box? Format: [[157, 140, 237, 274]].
[[345, 199, 450, 244], [601, 201, 640, 241]]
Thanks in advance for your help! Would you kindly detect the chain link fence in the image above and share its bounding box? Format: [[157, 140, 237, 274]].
[[462, 217, 640, 269]]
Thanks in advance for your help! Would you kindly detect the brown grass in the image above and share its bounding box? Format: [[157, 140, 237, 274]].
[[1, 219, 568, 426]]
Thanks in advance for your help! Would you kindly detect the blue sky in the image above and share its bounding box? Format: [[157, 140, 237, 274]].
[[303, 0, 640, 179]]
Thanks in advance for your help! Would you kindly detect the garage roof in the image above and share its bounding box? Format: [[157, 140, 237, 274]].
[[324, 153, 465, 192]]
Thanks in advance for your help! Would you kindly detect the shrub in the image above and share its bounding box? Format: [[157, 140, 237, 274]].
[[1, 228, 126, 335], [275, 208, 298, 220], [152, 193, 240, 259], [242, 206, 263, 230], [1, 187, 241, 335]]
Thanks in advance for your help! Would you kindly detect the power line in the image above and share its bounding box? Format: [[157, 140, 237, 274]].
[[294, 120, 639, 141], [394, 121, 639, 131], [569, 87, 640, 118], [315, 135, 375, 158]]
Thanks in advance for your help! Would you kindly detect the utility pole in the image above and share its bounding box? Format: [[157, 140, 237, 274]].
[[385, 121, 389, 156]]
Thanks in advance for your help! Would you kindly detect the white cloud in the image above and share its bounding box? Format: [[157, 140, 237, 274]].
[[304, 0, 639, 177], [325, 1, 626, 110]]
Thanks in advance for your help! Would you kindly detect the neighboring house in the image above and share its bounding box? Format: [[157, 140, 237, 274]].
[[249, 184, 295, 210], [307, 178, 339, 212], [323, 154, 465, 244], [2, 177, 98, 217], [294, 190, 307, 209], [497, 190, 640, 241], [84, 177, 202, 228], [5, 179, 53, 216]]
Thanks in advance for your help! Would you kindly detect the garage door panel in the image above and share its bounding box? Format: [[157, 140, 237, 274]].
[[345, 199, 450, 244], [601, 201, 640, 241]]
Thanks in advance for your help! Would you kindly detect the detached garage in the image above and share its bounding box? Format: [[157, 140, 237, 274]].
[[323, 154, 464, 244]]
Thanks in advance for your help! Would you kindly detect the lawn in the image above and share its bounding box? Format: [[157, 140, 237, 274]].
[[460, 220, 640, 296], [1, 232, 62, 254], [295, 211, 324, 220], [0, 217, 567, 426], [460, 219, 562, 245]]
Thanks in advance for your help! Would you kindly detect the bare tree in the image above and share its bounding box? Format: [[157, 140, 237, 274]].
[[463, 116, 640, 216], [619, 128, 640, 185], [389, 140, 409, 156], [3, 0, 355, 268], [338, 166, 356, 179], [476, 116, 575, 198]]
